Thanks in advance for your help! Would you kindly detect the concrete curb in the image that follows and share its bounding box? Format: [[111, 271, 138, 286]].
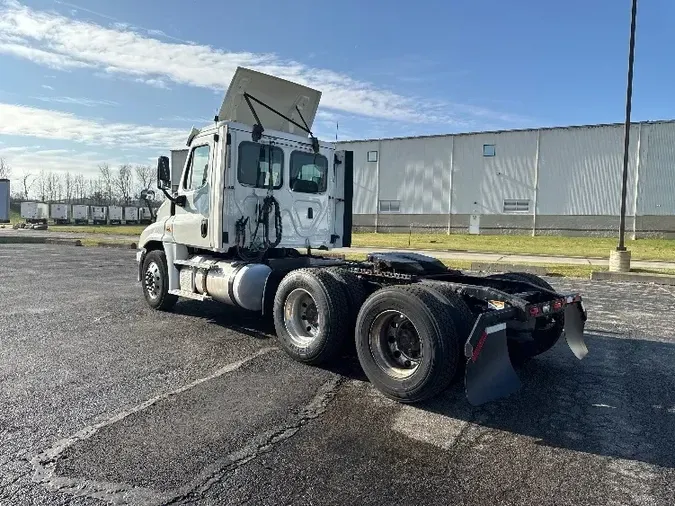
[[0, 235, 136, 249], [0, 236, 49, 244], [46, 238, 83, 247], [470, 262, 548, 275], [590, 270, 675, 286], [94, 241, 137, 249], [0, 236, 84, 247]]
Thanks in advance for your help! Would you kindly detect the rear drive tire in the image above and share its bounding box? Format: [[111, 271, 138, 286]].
[[273, 268, 350, 365], [324, 267, 367, 349], [355, 284, 460, 403], [487, 272, 564, 362], [419, 281, 476, 378], [141, 250, 178, 311]]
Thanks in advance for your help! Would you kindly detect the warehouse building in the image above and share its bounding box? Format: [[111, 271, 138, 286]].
[[336, 120, 675, 237]]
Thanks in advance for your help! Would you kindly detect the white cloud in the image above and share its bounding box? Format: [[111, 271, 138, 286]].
[[1, 145, 149, 192], [315, 110, 340, 122], [159, 115, 212, 124], [40, 84, 53, 90], [0, 42, 92, 69], [0, 0, 529, 127], [33, 95, 118, 107], [0, 102, 186, 149], [134, 77, 170, 89]]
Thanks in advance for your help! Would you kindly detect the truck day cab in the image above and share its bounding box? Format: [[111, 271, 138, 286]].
[[137, 67, 589, 405]]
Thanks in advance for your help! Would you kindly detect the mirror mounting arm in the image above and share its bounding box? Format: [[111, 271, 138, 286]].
[[160, 187, 186, 207]]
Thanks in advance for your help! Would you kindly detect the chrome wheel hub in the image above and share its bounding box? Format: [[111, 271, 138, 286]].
[[284, 288, 320, 346], [144, 261, 161, 299], [369, 310, 422, 379]]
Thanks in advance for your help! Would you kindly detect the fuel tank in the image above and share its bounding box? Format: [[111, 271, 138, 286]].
[[179, 255, 272, 311]]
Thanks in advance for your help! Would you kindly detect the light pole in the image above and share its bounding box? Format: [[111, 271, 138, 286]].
[[610, 0, 638, 272]]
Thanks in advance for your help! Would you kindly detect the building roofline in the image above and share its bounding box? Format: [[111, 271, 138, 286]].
[[335, 119, 675, 144]]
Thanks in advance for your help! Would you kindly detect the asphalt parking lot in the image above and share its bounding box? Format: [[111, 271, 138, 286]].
[[1, 244, 674, 506]]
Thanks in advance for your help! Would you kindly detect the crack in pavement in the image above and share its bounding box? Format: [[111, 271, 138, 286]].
[[29, 347, 277, 506], [655, 284, 675, 301], [27, 348, 344, 506], [165, 375, 345, 505]]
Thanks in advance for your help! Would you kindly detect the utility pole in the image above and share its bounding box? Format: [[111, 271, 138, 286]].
[[610, 0, 638, 272]]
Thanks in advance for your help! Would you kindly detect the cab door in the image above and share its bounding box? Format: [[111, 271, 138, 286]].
[[170, 135, 214, 249]]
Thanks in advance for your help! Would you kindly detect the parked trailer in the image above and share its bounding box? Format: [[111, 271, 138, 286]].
[[91, 206, 107, 224], [138, 207, 154, 224], [108, 205, 123, 224], [72, 205, 90, 224], [137, 67, 589, 406], [50, 203, 70, 224], [21, 201, 49, 223], [0, 179, 9, 223], [124, 206, 139, 223]]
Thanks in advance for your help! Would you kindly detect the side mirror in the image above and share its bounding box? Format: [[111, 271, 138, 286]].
[[157, 156, 171, 189]]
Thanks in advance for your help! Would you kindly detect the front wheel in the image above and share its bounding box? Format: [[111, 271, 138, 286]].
[[141, 250, 178, 311]]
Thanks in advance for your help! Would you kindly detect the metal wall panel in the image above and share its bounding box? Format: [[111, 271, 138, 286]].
[[637, 122, 675, 215], [451, 130, 537, 214], [345, 142, 379, 215], [340, 121, 675, 234], [537, 124, 639, 216], [378, 136, 452, 214]]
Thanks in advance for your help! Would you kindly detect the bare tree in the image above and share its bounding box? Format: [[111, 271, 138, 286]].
[[87, 177, 102, 204], [46, 172, 62, 201], [21, 171, 34, 199], [115, 164, 133, 205], [64, 171, 73, 203], [73, 174, 86, 202], [45, 172, 54, 201], [134, 164, 155, 196], [37, 170, 47, 202], [98, 163, 113, 204], [0, 158, 10, 179], [55, 173, 63, 201]]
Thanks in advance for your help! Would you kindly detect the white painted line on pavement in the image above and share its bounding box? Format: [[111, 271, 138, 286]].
[[29, 346, 278, 505], [655, 284, 675, 300]]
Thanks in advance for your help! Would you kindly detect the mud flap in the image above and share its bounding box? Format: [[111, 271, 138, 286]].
[[564, 302, 588, 360], [136, 248, 146, 282], [464, 308, 521, 406]]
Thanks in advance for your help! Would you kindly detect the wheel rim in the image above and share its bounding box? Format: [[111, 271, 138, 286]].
[[283, 288, 321, 347], [144, 261, 161, 300], [369, 310, 422, 379]]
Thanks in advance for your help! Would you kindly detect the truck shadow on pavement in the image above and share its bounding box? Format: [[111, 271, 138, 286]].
[[419, 333, 675, 470], [172, 300, 277, 341], [155, 302, 675, 470]]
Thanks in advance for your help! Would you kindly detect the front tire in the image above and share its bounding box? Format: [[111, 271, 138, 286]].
[[141, 250, 178, 311], [355, 284, 460, 403]]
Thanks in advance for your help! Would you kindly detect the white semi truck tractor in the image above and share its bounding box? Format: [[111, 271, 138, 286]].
[[137, 67, 589, 405]]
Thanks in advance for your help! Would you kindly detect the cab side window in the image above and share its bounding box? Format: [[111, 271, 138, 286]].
[[290, 151, 328, 193], [183, 145, 210, 190], [237, 141, 283, 189]]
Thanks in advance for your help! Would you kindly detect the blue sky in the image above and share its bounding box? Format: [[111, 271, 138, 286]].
[[1, 0, 674, 190]]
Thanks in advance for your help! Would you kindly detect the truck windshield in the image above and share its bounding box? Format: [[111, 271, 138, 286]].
[[290, 151, 328, 193], [238, 141, 283, 189]]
